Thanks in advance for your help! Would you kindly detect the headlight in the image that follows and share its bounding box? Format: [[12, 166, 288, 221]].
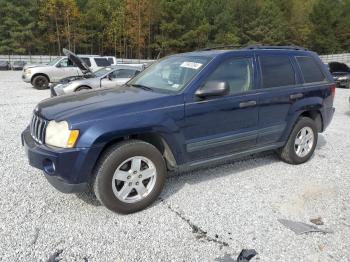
[[24, 69, 31, 75], [338, 76, 348, 80], [45, 120, 79, 148]]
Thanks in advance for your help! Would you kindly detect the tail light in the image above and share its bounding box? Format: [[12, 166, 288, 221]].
[[330, 83, 336, 98]]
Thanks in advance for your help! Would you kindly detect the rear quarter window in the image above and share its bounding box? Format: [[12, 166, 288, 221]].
[[296, 56, 326, 83], [94, 58, 111, 67], [260, 55, 296, 88]]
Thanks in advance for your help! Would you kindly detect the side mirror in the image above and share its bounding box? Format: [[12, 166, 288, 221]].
[[195, 80, 230, 98], [56, 63, 61, 68], [107, 74, 113, 80]]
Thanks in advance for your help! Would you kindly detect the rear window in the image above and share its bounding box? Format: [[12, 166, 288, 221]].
[[81, 58, 91, 67], [107, 58, 114, 64], [94, 58, 111, 67], [296, 56, 325, 83], [260, 55, 296, 88]]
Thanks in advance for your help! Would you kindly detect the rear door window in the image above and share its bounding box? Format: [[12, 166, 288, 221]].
[[259, 55, 296, 88], [117, 69, 137, 78], [296, 56, 326, 83], [94, 58, 111, 67], [111, 69, 138, 78]]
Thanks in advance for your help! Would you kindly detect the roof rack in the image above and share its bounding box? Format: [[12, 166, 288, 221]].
[[197, 44, 308, 52], [199, 45, 243, 51], [244, 44, 308, 51]]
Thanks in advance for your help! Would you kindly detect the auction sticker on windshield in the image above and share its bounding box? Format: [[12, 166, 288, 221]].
[[180, 62, 203, 70]]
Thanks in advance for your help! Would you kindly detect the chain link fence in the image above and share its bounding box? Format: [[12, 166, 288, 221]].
[[319, 53, 350, 65], [0, 55, 153, 65], [1, 53, 350, 66]]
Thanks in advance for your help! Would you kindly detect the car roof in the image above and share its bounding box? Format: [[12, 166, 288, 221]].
[[178, 46, 313, 58]]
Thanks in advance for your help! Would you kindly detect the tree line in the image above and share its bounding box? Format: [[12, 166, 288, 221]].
[[0, 0, 349, 58]]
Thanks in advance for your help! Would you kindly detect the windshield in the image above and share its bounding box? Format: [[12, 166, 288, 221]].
[[47, 57, 62, 66], [94, 67, 113, 77], [128, 55, 211, 92]]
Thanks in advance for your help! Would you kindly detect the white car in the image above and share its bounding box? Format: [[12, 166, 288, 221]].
[[22, 50, 110, 89], [51, 65, 143, 96]]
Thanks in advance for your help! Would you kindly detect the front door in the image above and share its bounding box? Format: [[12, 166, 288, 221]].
[[101, 69, 139, 88], [53, 58, 80, 82], [184, 56, 259, 162]]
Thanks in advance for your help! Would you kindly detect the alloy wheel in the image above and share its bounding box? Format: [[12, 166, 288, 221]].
[[294, 126, 314, 157], [111, 156, 157, 203]]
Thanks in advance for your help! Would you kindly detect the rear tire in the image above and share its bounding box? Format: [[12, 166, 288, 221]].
[[93, 140, 166, 214], [32, 75, 49, 90], [278, 117, 318, 165]]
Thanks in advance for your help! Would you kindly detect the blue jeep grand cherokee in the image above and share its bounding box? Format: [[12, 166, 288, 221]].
[[22, 46, 335, 213]]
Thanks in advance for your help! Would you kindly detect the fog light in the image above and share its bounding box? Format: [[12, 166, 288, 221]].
[[43, 159, 55, 174]]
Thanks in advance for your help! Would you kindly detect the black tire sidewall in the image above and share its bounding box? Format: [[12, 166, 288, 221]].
[[33, 75, 49, 90], [94, 141, 166, 214], [287, 117, 318, 164]]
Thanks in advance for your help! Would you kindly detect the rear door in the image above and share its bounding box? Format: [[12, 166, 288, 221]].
[[256, 53, 304, 146]]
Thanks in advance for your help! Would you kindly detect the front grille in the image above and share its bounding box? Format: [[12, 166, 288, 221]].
[[30, 114, 48, 144]]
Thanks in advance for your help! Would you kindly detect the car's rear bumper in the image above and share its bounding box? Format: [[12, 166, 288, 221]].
[[21, 127, 99, 193]]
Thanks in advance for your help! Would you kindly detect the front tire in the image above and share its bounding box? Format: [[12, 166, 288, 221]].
[[278, 117, 318, 165], [93, 140, 166, 214], [32, 75, 49, 90]]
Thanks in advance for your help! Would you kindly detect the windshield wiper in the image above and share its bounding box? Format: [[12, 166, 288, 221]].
[[130, 84, 154, 91]]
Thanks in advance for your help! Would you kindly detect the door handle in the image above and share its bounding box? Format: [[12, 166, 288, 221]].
[[239, 100, 257, 108], [290, 93, 303, 100]]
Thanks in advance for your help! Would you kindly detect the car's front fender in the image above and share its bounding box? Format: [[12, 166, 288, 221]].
[[73, 104, 186, 165]]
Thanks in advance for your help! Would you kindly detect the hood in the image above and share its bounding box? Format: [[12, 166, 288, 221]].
[[36, 86, 174, 123], [328, 62, 350, 73], [63, 48, 93, 75], [24, 64, 50, 69], [58, 75, 89, 84], [332, 72, 349, 76]]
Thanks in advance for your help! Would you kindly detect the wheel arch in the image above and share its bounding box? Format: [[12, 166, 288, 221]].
[[94, 132, 178, 171], [75, 85, 92, 92], [299, 109, 323, 132], [281, 107, 323, 143], [31, 73, 50, 83]]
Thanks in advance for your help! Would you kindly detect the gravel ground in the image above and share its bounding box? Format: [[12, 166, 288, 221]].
[[0, 71, 349, 262]]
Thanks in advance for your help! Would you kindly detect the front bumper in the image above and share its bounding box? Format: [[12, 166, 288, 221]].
[[21, 127, 94, 193], [50, 84, 58, 97], [334, 79, 350, 88], [22, 73, 32, 83]]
